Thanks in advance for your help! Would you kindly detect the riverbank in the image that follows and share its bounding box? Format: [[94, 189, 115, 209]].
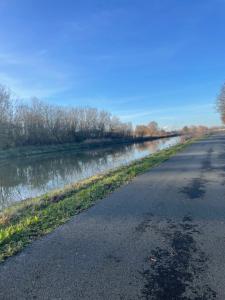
[[0, 135, 178, 160], [0, 137, 195, 263]]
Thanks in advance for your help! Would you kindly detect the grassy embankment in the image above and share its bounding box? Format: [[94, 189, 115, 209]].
[[0, 138, 194, 263]]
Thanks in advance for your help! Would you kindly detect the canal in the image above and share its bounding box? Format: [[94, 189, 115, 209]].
[[0, 136, 182, 211]]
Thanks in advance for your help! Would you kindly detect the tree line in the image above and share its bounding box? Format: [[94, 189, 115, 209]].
[[0, 82, 212, 150], [0, 85, 133, 149], [180, 125, 210, 136]]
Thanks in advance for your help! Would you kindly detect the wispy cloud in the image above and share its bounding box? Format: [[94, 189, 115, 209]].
[[0, 52, 28, 66], [117, 103, 216, 122], [0, 72, 69, 99], [61, 8, 125, 42], [0, 49, 74, 99]]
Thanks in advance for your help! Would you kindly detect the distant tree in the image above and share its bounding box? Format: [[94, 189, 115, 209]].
[[147, 121, 159, 136], [159, 129, 167, 136], [0, 85, 14, 148], [135, 121, 167, 137], [217, 83, 225, 123], [135, 125, 149, 137], [182, 126, 189, 134]]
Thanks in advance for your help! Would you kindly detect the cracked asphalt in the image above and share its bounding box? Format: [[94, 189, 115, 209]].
[[1, 133, 225, 299]]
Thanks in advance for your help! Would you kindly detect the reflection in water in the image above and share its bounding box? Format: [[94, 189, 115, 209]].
[[0, 137, 181, 210]]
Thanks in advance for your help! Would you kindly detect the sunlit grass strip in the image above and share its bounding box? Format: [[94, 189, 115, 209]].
[[0, 139, 195, 262]]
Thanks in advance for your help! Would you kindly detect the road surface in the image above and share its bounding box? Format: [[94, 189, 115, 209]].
[[0, 133, 225, 299]]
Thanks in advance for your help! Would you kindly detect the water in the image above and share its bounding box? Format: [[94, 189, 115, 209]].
[[0, 136, 181, 211]]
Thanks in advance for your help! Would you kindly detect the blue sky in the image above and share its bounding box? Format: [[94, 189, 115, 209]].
[[0, 0, 224, 129]]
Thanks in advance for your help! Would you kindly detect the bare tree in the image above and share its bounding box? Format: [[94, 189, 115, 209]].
[[135, 121, 161, 137], [217, 83, 225, 123], [135, 125, 149, 137], [0, 85, 14, 148], [147, 121, 159, 136]]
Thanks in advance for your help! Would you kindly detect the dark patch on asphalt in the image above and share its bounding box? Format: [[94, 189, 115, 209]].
[[220, 173, 225, 186], [217, 152, 225, 186], [180, 148, 214, 199], [218, 152, 225, 161], [201, 148, 213, 171], [135, 213, 154, 234], [182, 215, 192, 222], [180, 178, 206, 199], [140, 216, 216, 300], [105, 254, 121, 263]]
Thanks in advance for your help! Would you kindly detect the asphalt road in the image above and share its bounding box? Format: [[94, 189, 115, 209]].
[[1, 133, 225, 300]]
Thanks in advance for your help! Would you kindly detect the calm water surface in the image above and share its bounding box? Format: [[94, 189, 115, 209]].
[[0, 136, 181, 211]]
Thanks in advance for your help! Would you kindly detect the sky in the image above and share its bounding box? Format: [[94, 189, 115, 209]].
[[0, 0, 224, 129]]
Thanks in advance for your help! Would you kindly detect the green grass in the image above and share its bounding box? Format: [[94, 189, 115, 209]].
[[0, 138, 195, 262]]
